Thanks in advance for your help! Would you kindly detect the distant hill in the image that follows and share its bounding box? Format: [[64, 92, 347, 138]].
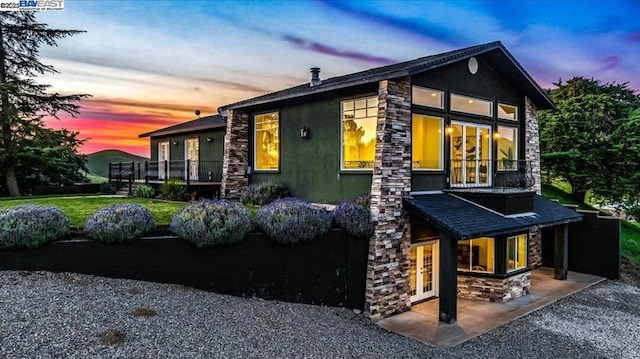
[[86, 150, 149, 178]]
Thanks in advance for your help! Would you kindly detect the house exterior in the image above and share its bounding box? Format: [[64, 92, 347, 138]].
[[136, 114, 226, 184], [215, 41, 592, 322]]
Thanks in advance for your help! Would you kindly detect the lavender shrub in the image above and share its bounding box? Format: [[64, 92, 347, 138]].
[[256, 198, 332, 245], [0, 204, 70, 249], [84, 204, 156, 243]]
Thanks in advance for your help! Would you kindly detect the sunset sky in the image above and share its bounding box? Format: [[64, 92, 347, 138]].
[[36, 0, 640, 157]]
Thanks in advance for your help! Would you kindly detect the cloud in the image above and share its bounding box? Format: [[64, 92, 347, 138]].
[[629, 30, 640, 43], [282, 35, 396, 65]]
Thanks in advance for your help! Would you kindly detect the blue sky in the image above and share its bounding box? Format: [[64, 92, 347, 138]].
[[35, 0, 640, 156]]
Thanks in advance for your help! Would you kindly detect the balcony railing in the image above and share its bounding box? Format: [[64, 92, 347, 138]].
[[449, 159, 534, 189], [108, 160, 223, 184]]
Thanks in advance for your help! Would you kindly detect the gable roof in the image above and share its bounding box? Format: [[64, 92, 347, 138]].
[[219, 41, 554, 112], [404, 193, 582, 240], [138, 115, 226, 138]]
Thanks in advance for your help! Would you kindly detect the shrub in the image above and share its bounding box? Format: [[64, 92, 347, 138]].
[[0, 205, 70, 249], [84, 204, 156, 243], [99, 182, 115, 194], [171, 199, 252, 247], [240, 181, 291, 206], [134, 185, 155, 198], [334, 196, 374, 239], [256, 198, 332, 245], [159, 179, 185, 201]]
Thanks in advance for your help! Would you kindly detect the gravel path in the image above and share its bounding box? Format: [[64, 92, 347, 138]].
[[1, 271, 639, 358]]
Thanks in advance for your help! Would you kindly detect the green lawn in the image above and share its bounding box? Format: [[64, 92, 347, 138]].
[[0, 196, 186, 226]]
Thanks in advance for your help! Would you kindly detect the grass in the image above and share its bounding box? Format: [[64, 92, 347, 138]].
[[0, 196, 186, 226], [85, 174, 108, 184]]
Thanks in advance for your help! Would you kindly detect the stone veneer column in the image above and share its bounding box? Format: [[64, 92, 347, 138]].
[[365, 76, 412, 321], [525, 97, 541, 194], [220, 109, 249, 199], [528, 226, 542, 268]]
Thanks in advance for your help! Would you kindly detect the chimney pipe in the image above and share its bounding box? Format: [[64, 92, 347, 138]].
[[310, 67, 321, 87]]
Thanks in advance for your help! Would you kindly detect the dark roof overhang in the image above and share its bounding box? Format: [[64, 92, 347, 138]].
[[138, 115, 226, 138]]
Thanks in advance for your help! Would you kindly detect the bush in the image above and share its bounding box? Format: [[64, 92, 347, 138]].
[[159, 179, 185, 201], [134, 184, 155, 198], [256, 198, 332, 245], [171, 199, 252, 247], [334, 195, 374, 239], [99, 182, 115, 194], [240, 181, 292, 206], [84, 204, 156, 243], [0, 205, 70, 249]]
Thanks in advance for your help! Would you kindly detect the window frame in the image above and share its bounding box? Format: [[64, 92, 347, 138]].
[[340, 95, 378, 171], [450, 93, 494, 117], [496, 125, 518, 172], [412, 85, 445, 109], [506, 234, 528, 272], [497, 103, 518, 121], [457, 237, 495, 274], [411, 114, 444, 171], [253, 110, 280, 172]]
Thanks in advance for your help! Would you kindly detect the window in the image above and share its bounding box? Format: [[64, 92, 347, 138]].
[[497, 126, 518, 171], [457, 237, 495, 273], [412, 114, 443, 170], [450, 94, 493, 117], [507, 234, 527, 272], [341, 96, 378, 169], [498, 103, 518, 120], [254, 111, 279, 170], [412, 86, 444, 109]]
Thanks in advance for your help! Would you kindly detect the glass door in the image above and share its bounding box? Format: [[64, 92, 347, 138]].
[[158, 141, 169, 180], [410, 241, 439, 302], [185, 138, 199, 181], [450, 122, 491, 186]]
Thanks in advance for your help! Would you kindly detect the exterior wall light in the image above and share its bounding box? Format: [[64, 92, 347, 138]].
[[207, 137, 213, 142], [172, 141, 178, 146], [494, 133, 501, 139], [446, 126, 453, 135], [300, 126, 310, 139]]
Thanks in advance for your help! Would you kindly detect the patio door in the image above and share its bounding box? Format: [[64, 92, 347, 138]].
[[410, 241, 439, 302], [158, 141, 169, 180], [185, 138, 199, 181], [450, 122, 491, 186]]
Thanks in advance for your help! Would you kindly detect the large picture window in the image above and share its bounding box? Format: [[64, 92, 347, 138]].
[[497, 126, 518, 171], [341, 96, 378, 169], [507, 234, 527, 272], [412, 114, 443, 170], [457, 237, 495, 273], [450, 94, 493, 117], [254, 111, 279, 171]]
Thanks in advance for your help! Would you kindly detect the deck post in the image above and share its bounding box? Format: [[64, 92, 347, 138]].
[[554, 223, 569, 280], [136, 162, 141, 181], [164, 160, 168, 183], [186, 159, 191, 187], [144, 161, 149, 185], [439, 231, 458, 323], [108, 163, 112, 182], [128, 173, 133, 197]]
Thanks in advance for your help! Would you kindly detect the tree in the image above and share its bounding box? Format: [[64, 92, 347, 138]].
[[539, 77, 640, 203], [0, 12, 89, 196]]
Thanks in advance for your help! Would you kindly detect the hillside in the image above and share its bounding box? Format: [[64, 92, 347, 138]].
[[86, 150, 148, 178]]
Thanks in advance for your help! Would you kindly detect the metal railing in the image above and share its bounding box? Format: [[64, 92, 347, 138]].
[[109, 160, 223, 185], [449, 159, 534, 189]]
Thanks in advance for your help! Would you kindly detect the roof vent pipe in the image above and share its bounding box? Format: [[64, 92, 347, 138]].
[[310, 67, 321, 87]]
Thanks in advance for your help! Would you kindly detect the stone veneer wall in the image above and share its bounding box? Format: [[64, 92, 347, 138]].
[[524, 97, 541, 194], [220, 109, 249, 199], [457, 271, 531, 303], [528, 227, 542, 268], [365, 76, 412, 321]]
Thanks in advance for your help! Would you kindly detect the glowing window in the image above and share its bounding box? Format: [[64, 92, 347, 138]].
[[507, 234, 528, 272], [450, 94, 493, 117], [498, 103, 518, 120], [412, 86, 444, 109], [457, 237, 495, 273], [341, 96, 378, 170], [254, 112, 279, 171], [412, 115, 443, 170], [497, 126, 518, 171]]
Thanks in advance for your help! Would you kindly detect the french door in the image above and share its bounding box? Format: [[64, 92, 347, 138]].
[[410, 241, 439, 302], [158, 141, 169, 180], [450, 122, 492, 186], [185, 138, 199, 181]]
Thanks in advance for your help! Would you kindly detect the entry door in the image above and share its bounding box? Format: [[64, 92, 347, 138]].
[[158, 141, 169, 180], [450, 122, 491, 186], [410, 241, 439, 302], [185, 138, 199, 181]]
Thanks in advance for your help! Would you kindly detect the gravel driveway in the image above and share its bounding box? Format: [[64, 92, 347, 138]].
[[1, 271, 638, 358]]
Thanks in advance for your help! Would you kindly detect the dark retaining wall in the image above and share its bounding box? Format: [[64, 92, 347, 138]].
[[0, 229, 369, 309]]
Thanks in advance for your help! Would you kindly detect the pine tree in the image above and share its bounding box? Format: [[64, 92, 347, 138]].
[[0, 12, 89, 196]]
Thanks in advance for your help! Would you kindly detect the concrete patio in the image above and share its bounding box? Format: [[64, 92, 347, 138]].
[[377, 267, 606, 348]]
